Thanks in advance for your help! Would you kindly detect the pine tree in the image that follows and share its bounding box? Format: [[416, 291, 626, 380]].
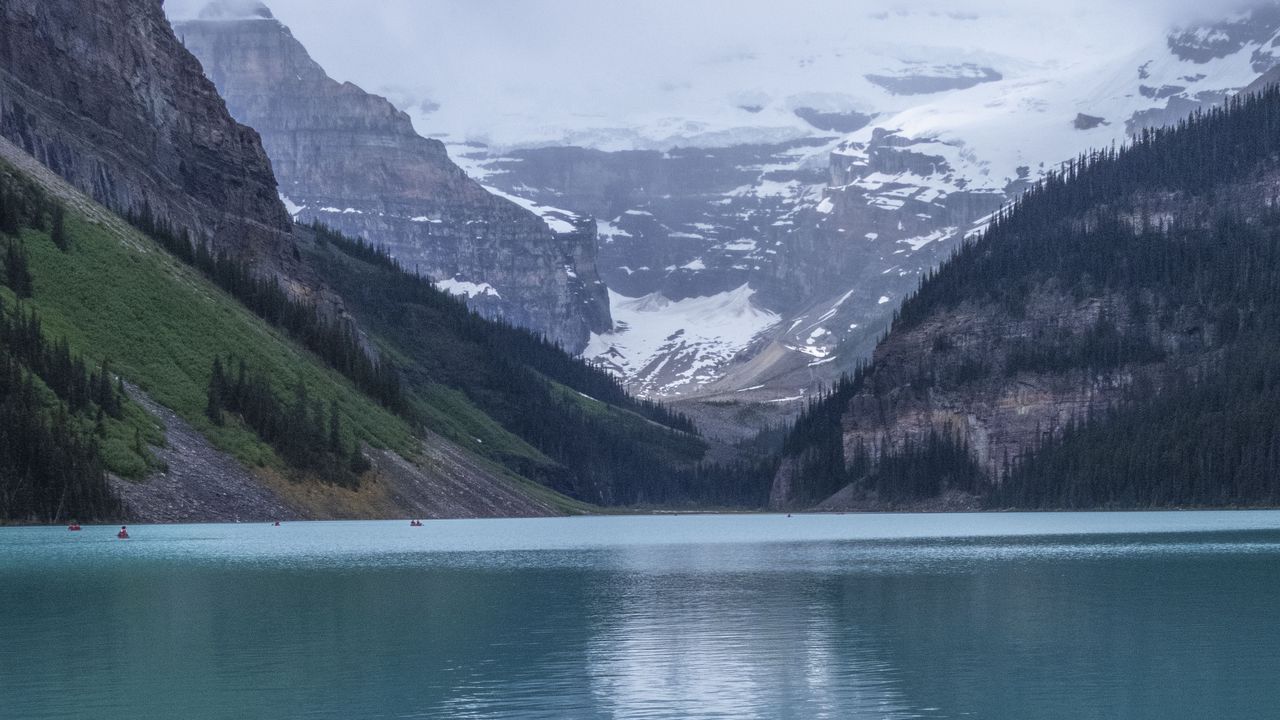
[[0, 189, 18, 236], [50, 204, 68, 251], [205, 357, 226, 425], [349, 442, 370, 475], [5, 241, 33, 298], [328, 399, 341, 454]]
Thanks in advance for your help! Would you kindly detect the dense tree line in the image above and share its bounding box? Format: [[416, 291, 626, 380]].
[[0, 174, 123, 521], [0, 174, 51, 237], [0, 354, 119, 522], [659, 457, 779, 508], [846, 429, 986, 504], [129, 209, 403, 411], [1003, 314, 1166, 376], [5, 240, 32, 298], [896, 86, 1280, 332], [475, 358, 704, 504], [993, 341, 1280, 508], [777, 372, 864, 506], [205, 356, 369, 487], [771, 370, 992, 508], [307, 223, 708, 506], [0, 303, 125, 419], [311, 223, 699, 435]]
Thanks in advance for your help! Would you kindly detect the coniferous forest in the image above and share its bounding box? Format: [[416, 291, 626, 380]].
[[205, 356, 370, 488], [306, 224, 706, 506], [776, 86, 1280, 510], [129, 209, 404, 411], [0, 175, 129, 522]]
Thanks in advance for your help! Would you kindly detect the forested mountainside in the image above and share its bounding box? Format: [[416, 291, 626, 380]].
[[297, 223, 704, 506], [771, 85, 1280, 511], [173, 1, 611, 353], [0, 0, 704, 523]]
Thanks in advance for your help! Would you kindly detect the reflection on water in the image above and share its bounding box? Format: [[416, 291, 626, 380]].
[[584, 545, 918, 719], [2, 512, 1280, 719]]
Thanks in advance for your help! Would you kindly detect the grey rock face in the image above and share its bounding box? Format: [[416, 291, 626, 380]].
[[475, 141, 827, 303], [1074, 114, 1108, 130], [469, 132, 1009, 403], [173, 5, 610, 351], [112, 386, 304, 524], [792, 108, 873, 133], [1167, 5, 1280, 66], [0, 0, 296, 277], [864, 64, 1002, 95], [470, 140, 835, 397]]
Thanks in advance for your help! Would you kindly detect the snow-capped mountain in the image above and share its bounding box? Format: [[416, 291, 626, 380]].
[[165, 0, 1280, 424], [446, 3, 1280, 410]]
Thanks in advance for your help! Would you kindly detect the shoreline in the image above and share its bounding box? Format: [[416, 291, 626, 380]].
[[6, 504, 1280, 528]]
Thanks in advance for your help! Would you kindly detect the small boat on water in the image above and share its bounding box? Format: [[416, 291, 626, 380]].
[[67, 523, 81, 531], [116, 526, 129, 539]]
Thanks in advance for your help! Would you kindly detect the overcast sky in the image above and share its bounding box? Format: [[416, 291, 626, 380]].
[[164, 0, 1266, 149]]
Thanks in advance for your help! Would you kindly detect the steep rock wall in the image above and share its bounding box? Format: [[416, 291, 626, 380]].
[[0, 0, 298, 278], [174, 3, 610, 351]]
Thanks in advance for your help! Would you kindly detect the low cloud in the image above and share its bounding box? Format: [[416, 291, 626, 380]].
[[163, 0, 1278, 147]]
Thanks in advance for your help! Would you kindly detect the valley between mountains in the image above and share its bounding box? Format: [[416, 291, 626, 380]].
[[2, 0, 1280, 522]]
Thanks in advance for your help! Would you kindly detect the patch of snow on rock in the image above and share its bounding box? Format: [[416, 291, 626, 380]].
[[583, 285, 781, 397]]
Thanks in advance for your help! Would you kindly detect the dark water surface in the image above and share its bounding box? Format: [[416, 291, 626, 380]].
[[3, 512, 1279, 719]]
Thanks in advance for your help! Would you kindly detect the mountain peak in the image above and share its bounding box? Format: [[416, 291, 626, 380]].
[[197, 0, 273, 21]]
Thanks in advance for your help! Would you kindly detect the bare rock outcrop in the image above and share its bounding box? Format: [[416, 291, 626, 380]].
[[0, 0, 300, 278], [111, 388, 302, 523], [174, 2, 611, 351]]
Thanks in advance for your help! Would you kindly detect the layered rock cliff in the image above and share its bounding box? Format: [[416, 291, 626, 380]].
[[173, 2, 610, 351], [0, 0, 301, 279]]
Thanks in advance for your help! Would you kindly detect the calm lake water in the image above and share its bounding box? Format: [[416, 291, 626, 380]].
[[3, 512, 1280, 719]]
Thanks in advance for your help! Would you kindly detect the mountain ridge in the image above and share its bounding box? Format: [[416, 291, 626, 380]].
[[173, 3, 611, 352], [454, 4, 1280, 421]]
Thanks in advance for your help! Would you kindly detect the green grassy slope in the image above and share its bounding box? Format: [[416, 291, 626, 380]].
[[0, 159, 416, 475], [2, 146, 711, 518]]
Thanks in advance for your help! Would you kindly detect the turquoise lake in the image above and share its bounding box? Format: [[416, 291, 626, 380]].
[[3, 511, 1280, 719]]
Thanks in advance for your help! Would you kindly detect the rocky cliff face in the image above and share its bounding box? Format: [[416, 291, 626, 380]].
[[0, 0, 299, 278], [173, 2, 610, 351]]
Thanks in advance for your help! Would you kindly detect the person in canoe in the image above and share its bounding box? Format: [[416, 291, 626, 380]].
[[68, 520, 81, 531], [117, 526, 129, 539]]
